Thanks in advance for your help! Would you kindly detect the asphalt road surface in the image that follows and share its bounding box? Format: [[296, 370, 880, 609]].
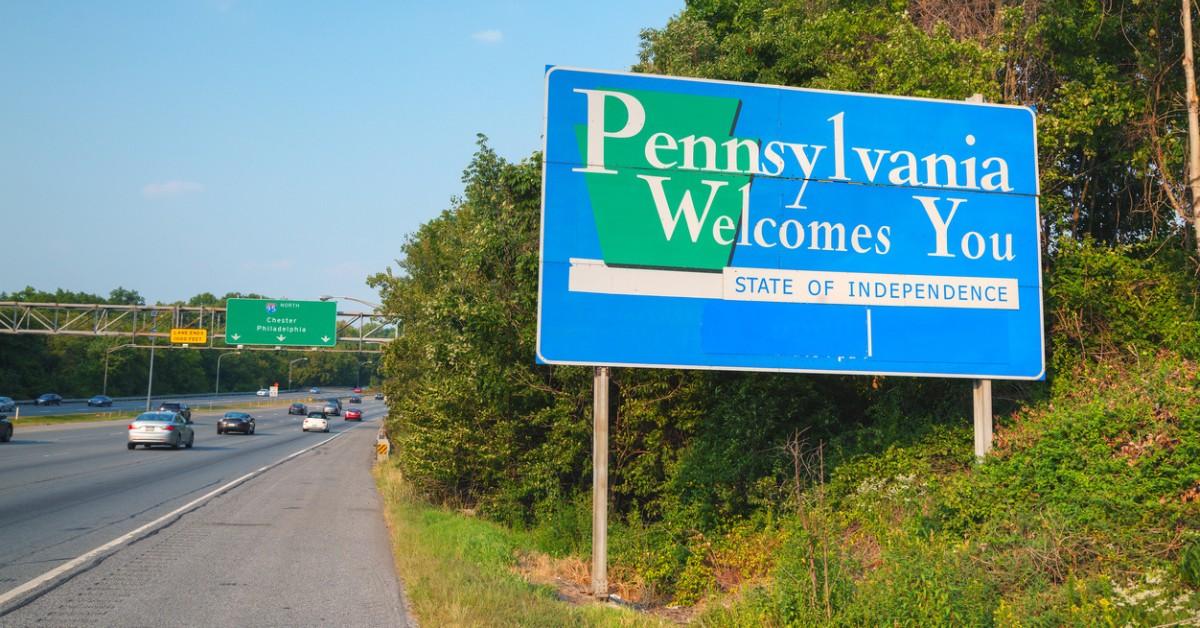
[[0, 399, 409, 626], [10, 388, 353, 418]]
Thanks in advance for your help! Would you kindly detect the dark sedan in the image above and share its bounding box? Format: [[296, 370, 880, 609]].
[[157, 402, 191, 421], [288, 403, 307, 415], [88, 395, 113, 407], [348, 396, 362, 404], [217, 412, 255, 435], [35, 393, 63, 406]]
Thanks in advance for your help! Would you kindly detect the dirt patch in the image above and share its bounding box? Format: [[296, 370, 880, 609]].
[[513, 551, 702, 624]]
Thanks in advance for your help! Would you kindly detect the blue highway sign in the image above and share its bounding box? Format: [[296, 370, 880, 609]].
[[538, 67, 1043, 380]]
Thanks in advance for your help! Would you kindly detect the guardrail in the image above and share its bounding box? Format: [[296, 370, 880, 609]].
[[11, 388, 357, 407]]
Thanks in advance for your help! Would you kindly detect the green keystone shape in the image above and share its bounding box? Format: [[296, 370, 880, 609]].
[[576, 88, 751, 271], [225, 298, 337, 347]]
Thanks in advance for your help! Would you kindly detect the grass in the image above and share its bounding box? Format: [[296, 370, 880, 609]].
[[374, 463, 667, 627]]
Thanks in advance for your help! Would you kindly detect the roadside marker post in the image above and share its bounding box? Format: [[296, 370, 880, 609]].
[[376, 428, 390, 462]]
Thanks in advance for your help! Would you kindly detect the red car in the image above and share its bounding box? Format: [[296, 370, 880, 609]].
[[352, 387, 362, 393], [344, 408, 363, 421]]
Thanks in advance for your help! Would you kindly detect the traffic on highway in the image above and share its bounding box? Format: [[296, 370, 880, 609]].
[[0, 392, 407, 625]]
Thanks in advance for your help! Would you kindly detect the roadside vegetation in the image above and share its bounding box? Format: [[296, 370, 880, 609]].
[[375, 464, 661, 627], [367, 1, 1200, 623]]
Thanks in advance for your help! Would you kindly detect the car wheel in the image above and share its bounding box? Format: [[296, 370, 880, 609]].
[[249, 426, 255, 435], [186, 436, 194, 449], [127, 442, 135, 450], [171, 437, 180, 450], [217, 427, 223, 434], [2, 426, 12, 442]]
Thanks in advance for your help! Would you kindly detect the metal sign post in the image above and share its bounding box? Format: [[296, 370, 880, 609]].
[[591, 366, 610, 599], [973, 379, 993, 461]]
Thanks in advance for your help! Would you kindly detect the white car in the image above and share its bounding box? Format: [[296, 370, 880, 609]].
[[256, 388, 269, 397], [302, 412, 329, 433]]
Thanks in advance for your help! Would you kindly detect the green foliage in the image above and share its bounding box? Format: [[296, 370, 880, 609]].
[[369, 0, 1200, 621], [1046, 238, 1200, 386]]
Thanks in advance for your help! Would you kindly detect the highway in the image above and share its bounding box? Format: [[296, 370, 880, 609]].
[[9, 388, 346, 418], [0, 398, 409, 625]]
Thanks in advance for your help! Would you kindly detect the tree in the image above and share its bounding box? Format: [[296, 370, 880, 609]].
[[1184, 0, 1200, 254]]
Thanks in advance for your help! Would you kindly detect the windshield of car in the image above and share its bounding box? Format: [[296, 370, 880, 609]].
[[306, 412, 326, 418], [135, 412, 175, 422], [223, 412, 250, 419], [159, 403, 181, 410]]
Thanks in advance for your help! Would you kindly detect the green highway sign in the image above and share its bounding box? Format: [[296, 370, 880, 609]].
[[225, 298, 337, 347]]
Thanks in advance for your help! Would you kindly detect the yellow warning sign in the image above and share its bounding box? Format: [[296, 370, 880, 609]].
[[170, 328, 208, 344]]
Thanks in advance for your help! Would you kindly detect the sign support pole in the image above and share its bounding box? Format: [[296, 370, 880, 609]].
[[973, 379, 993, 461], [591, 365, 610, 600], [963, 95, 994, 464]]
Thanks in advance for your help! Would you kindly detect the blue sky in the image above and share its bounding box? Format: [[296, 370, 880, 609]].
[[0, 1, 680, 305]]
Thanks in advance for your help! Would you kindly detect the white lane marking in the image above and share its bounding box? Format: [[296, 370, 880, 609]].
[[0, 424, 361, 609]]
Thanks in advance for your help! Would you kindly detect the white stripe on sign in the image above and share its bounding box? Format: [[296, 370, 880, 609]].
[[567, 258, 1018, 310]]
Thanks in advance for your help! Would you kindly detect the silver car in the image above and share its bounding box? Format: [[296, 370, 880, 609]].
[[127, 411, 194, 450], [0, 396, 15, 413]]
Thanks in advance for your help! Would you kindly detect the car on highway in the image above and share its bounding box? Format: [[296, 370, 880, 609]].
[[0, 396, 15, 413], [302, 411, 329, 433], [256, 388, 269, 397], [344, 408, 362, 421], [157, 402, 191, 421], [348, 396, 362, 404], [0, 415, 11, 443], [352, 387, 362, 393], [35, 393, 63, 406], [288, 402, 307, 415], [217, 412, 255, 435], [321, 399, 341, 416], [127, 411, 194, 450], [309, 387, 320, 394], [87, 394, 113, 407], [374, 393, 383, 401]]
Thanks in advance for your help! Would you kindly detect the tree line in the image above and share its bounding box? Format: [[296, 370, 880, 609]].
[[0, 287, 379, 400]]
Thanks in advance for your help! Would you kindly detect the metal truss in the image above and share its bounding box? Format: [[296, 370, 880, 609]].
[[0, 302, 396, 351]]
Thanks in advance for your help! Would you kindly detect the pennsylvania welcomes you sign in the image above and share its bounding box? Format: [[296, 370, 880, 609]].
[[537, 67, 1044, 379]]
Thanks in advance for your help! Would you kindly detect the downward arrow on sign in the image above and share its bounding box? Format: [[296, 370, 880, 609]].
[[320, 336, 330, 343], [230, 333, 241, 341], [276, 335, 286, 342]]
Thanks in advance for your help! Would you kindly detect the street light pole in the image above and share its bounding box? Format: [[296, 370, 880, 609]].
[[288, 357, 308, 391], [216, 350, 242, 396], [145, 310, 160, 412]]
